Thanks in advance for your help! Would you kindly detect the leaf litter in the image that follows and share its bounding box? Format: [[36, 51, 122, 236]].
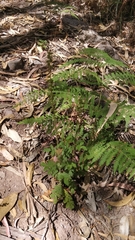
[[0, 0, 135, 239]]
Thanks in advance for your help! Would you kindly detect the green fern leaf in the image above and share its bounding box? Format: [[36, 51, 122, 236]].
[[129, 168, 135, 179], [113, 152, 125, 173], [105, 71, 135, 85], [50, 184, 64, 204], [80, 48, 126, 67], [41, 160, 58, 176], [90, 141, 106, 163], [57, 172, 72, 186], [63, 190, 74, 209]]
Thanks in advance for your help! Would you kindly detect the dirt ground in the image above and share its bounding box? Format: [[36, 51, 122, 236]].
[[0, 0, 135, 239]]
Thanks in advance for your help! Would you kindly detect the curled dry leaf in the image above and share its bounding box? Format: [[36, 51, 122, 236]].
[[78, 210, 91, 238], [42, 194, 53, 202], [105, 192, 135, 207], [35, 181, 53, 202], [25, 163, 35, 187]]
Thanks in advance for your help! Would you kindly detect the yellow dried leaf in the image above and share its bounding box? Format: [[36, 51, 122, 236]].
[[99, 23, 107, 31], [42, 194, 53, 202], [105, 192, 135, 207], [10, 207, 16, 218], [26, 163, 35, 186], [0, 193, 18, 221], [18, 199, 26, 213]]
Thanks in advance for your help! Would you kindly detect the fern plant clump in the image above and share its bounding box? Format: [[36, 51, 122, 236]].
[[21, 48, 135, 209]]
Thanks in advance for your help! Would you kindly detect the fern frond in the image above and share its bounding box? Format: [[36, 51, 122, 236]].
[[80, 48, 126, 67], [53, 67, 102, 86], [110, 103, 135, 130], [20, 46, 135, 208], [105, 71, 135, 85], [90, 141, 135, 178]]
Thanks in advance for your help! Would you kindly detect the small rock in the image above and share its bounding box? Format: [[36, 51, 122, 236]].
[[5, 58, 24, 71]]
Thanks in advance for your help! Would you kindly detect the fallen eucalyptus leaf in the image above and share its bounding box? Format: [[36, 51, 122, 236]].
[[25, 163, 35, 187], [5, 166, 22, 177], [105, 192, 135, 207], [1, 124, 22, 143], [0, 146, 14, 161], [119, 216, 129, 236], [0, 193, 18, 221]]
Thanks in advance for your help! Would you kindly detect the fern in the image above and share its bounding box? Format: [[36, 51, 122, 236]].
[[20, 47, 135, 208], [80, 48, 126, 67], [105, 71, 135, 85], [89, 141, 135, 177]]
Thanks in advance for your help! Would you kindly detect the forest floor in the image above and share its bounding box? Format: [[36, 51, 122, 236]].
[[0, 0, 135, 239]]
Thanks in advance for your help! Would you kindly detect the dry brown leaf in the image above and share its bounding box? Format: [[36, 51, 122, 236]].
[[0, 146, 14, 160], [1, 124, 22, 143], [99, 21, 115, 32], [78, 210, 91, 238], [106, 102, 118, 118], [0, 193, 18, 221], [35, 181, 53, 202], [129, 215, 135, 236], [0, 160, 10, 166], [7, 147, 23, 160], [42, 194, 53, 202], [17, 197, 27, 214], [25, 163, 35, 187], [34, 181, 48, 192], [0, 115, 14, 125], [105, 192, 135, 207], [10, 207, 16, 218], [5, 166, 22, 177], [0, 86, 20, 94], [99, 23, 108, 31], [2, 61, 7, 69], [96, 102, 117, 137], [8, 28, 19, 35], [119, 216, 129, 236], [114, 232, 135, 240], [24, 104, 34, 118]]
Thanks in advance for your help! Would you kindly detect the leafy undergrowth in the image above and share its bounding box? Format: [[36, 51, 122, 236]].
[[21, 47, 135, 209]]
